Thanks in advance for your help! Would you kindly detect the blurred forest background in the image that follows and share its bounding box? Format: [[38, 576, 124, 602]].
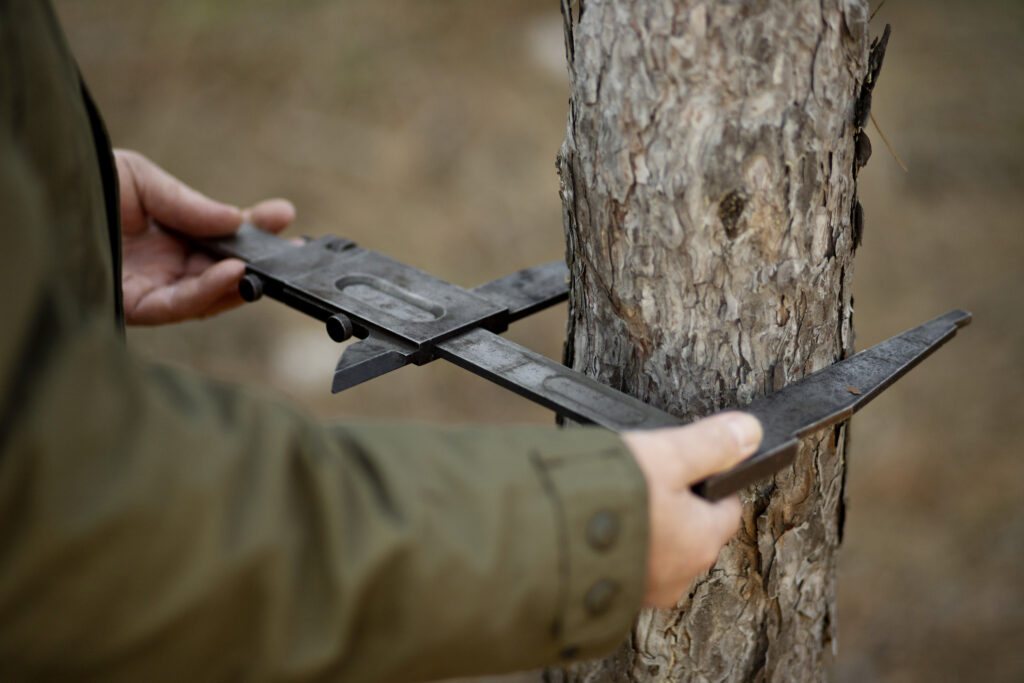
[[55, 1, 1022, 680]]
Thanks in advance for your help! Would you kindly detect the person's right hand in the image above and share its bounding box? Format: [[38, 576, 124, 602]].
[[621, 412, 762, 608]]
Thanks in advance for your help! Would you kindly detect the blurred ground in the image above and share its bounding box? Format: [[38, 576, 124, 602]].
[[55, 0, 1023, 680]]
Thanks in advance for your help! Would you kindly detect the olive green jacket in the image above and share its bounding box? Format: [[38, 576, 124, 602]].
[[0, 2, 648, 681]]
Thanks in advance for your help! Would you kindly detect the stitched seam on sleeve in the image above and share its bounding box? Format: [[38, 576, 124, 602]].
[[528, 449, 569, 641], [534, 446, 624, 469]]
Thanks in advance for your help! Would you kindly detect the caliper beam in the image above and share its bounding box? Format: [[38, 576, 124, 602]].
[[186, 224, 971, 500]]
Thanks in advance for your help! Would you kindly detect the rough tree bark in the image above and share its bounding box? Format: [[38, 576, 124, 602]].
[[551, 1, 873, 680]]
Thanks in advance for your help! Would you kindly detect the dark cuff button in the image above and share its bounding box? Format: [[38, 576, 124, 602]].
[[586, 510, 620, 552], [584, 579, 619, 616]]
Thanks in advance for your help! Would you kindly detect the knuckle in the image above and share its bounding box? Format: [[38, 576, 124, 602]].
[[715, 498, 743, 540], [716, 416, 743, 456], [699, 543, 721, 570], [728, 506, 743, 531], [119, 149, 146, 168], [694, 415, 739, 455]]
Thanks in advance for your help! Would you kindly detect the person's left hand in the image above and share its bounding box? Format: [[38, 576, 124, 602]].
[[116, 149, 295, 325]]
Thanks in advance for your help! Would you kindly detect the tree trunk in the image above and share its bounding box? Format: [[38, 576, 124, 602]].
[[551, 1, 871, 680]]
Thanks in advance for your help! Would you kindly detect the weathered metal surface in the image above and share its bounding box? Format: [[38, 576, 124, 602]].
[[471, 260, 569, 322], [436, 328, 682, 431], [332, 260, 570, 389], [332, 332, 418, 393], [184, 224, 971, 500], [694, 309, 973, 499]]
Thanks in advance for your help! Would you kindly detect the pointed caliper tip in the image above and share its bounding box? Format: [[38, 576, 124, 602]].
[[693, 307, 972, 500], [949, 309, 972, 328], [331, 336, 416, 393]]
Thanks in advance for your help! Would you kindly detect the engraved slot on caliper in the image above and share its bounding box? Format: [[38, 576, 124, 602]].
[[540, 376, 648, 428], [335, 275, 445, 322]]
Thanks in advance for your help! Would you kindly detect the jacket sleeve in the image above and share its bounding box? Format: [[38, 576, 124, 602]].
[[0, 110, 649, 683]]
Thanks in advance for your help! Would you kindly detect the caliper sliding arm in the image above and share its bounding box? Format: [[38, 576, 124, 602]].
[[188, 224, 971, 500]]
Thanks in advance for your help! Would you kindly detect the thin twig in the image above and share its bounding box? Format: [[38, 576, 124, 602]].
[[870, 0, 888, 22], [870, 111, 908, 172]]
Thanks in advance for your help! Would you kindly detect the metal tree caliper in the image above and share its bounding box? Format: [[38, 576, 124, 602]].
[[191, 224, 971, 500]]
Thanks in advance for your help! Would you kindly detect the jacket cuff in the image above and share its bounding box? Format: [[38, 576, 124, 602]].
[[530, 429, 648, 660]]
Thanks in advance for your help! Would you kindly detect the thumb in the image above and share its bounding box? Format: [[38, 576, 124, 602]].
[[117, 150, 242, 237], [653, 412, 763, 487]]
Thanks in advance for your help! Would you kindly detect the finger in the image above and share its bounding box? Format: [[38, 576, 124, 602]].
[[661, 412, 763, 486], [243, 198, 296, 234], [643, 494, 742, 609], [117, 150, 242, 238], [183, 250, 217, 277], [173, 259, 247, 318], [129, 259, 245, 325], [705, 494, 743, 546], [671, 494, 741, 573], [198, 288, 246, 319]]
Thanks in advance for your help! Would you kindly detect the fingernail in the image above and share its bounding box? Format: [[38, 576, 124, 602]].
[[725, 413, 762, 454]]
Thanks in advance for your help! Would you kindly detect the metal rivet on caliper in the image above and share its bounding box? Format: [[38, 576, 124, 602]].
[[239, 273, 264, 302], [324, 237, 356, 253], [326, 313, 355, 342]]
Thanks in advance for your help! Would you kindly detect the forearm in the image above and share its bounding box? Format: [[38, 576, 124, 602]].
[[0, 325, 647, 682]]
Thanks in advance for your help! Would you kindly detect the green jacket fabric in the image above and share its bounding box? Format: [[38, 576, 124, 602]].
[[0, 2, 648, 681]]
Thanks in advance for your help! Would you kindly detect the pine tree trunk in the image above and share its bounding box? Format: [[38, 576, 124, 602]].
[[551, 1, 871, 680]]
